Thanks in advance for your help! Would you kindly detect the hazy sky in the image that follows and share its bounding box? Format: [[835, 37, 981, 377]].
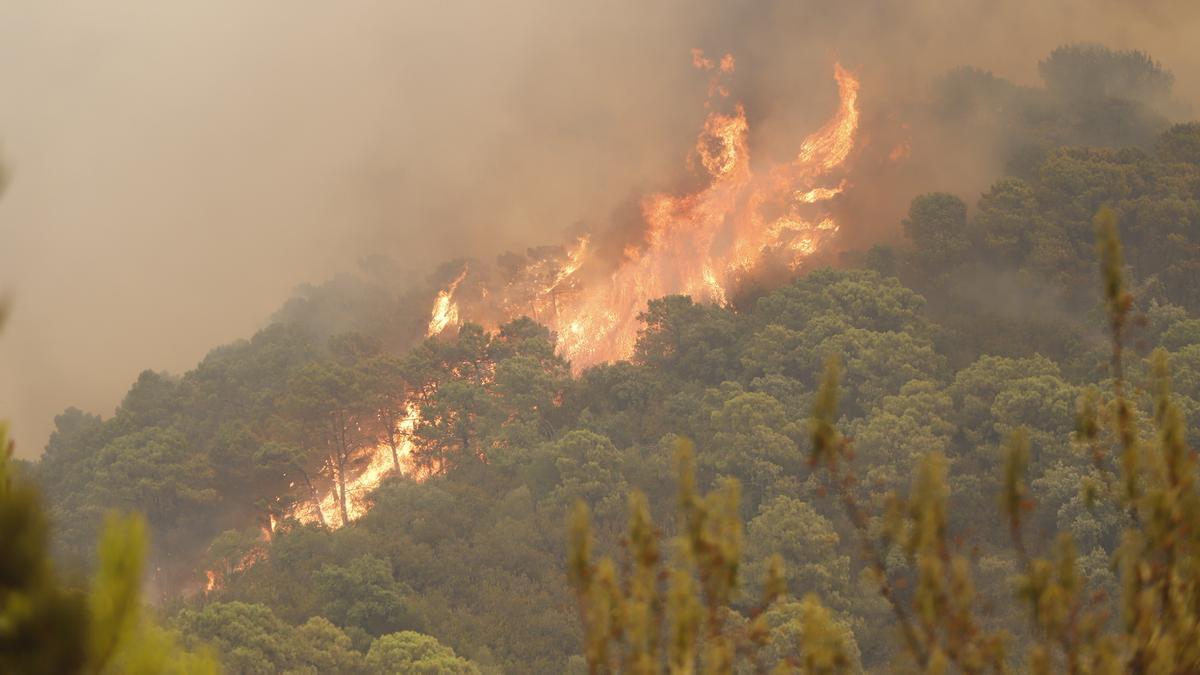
[[2, 0, 1198, 457]]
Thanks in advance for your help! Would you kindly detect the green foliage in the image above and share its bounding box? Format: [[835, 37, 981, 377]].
[[793, 595, 857, 674], [900, 126, 1200, 317], [91, 428, 218, 535], [742, 497, 849, 614], [314, 555, 422, 637], [292, 615, 369, 674], [903, 193, 973, 275], [550, 430, 629, 520], [933, 44, 1173, 176], [1156, 123, 1200, 165], [365, 631, 479, 674], [977, 178, 1041, 262], [1, 424, 215, 674], [0, 422, 90, 674], [848, 380, 956, 511], [18, 43, 1200, 673], [173, 601, 382, 674], [707, 390, 803, 509], [636, 296, 744, 385], [174, 602, 295, 674], [797, 213, 1200, 673], [567, 441, 856, 674], [750, 268, 929, 335], [1039, 44, 1173, 105]]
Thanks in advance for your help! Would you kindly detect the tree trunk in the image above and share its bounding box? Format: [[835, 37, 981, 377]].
[[296, 467, 326, 528], [334, 449, 350, 527], [333, 410, 351, 527], [385, 413, 401, 472]]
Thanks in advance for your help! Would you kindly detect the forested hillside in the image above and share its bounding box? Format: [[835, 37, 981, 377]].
[[18, 45, 1200, 672]]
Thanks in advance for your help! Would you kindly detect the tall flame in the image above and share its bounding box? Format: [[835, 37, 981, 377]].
[[266, 53, 861, 538], [518, 57, 858, 367], [427, 266, 469, 337], [283, 403, 433, 529], [423, 57, 859, 368]]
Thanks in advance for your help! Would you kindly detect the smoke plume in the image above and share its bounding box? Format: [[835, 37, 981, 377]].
[[1, 0, 1198, 456]]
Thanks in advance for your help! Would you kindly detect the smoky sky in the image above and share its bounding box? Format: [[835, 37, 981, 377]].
[[1, 0, 1198, 458]]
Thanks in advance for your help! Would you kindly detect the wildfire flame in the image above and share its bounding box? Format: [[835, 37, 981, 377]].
[[271, 52, 860, 539], [203, 536, 270, 594], [282, 403, 439, 529], [200, 407, 431, 586], [429, 55, 860, 367], [547, 236, 589, 293], [427, 266, 468, 337]]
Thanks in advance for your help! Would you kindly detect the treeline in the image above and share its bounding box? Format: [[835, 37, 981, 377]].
[[21, 45, 1200, 672]]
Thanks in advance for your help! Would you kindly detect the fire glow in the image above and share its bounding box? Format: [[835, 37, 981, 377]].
[[426, 266, 468, 337], [199, 52, 863, 597], [425, 54, 860, 368], [284, 404, 438, 529], [262, 53, 860, 537]]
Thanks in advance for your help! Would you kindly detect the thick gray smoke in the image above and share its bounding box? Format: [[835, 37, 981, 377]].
[[1, 0, 1198, 457]]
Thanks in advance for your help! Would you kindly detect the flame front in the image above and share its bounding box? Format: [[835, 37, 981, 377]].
[[265, 54, 861, 539], [427, 266, 468, 337], [447, 56, 861, 367], [281, 403, 434, 529]]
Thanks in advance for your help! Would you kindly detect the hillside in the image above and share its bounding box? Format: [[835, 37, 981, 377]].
[[17, 45, 1200, 672]]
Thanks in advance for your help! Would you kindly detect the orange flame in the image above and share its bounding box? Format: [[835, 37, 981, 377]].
[[535, 60, 859, 367], [285, 403, 429, 529], [422, 57, 860, 369], [267, 54, 861, 538], [427, 266, 469, 337], [546, 236, 589, 293]]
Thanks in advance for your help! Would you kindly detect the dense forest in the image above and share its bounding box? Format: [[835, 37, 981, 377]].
[[9, 44, 1200, 672]]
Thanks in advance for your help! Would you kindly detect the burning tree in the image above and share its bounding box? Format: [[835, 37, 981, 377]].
[[423, 54, 861, 371], [279, 359, 376, 528], [254, 50, 863, 534]]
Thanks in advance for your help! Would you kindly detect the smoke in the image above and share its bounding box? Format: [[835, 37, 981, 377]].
[[1, 0, 1197, 457]]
